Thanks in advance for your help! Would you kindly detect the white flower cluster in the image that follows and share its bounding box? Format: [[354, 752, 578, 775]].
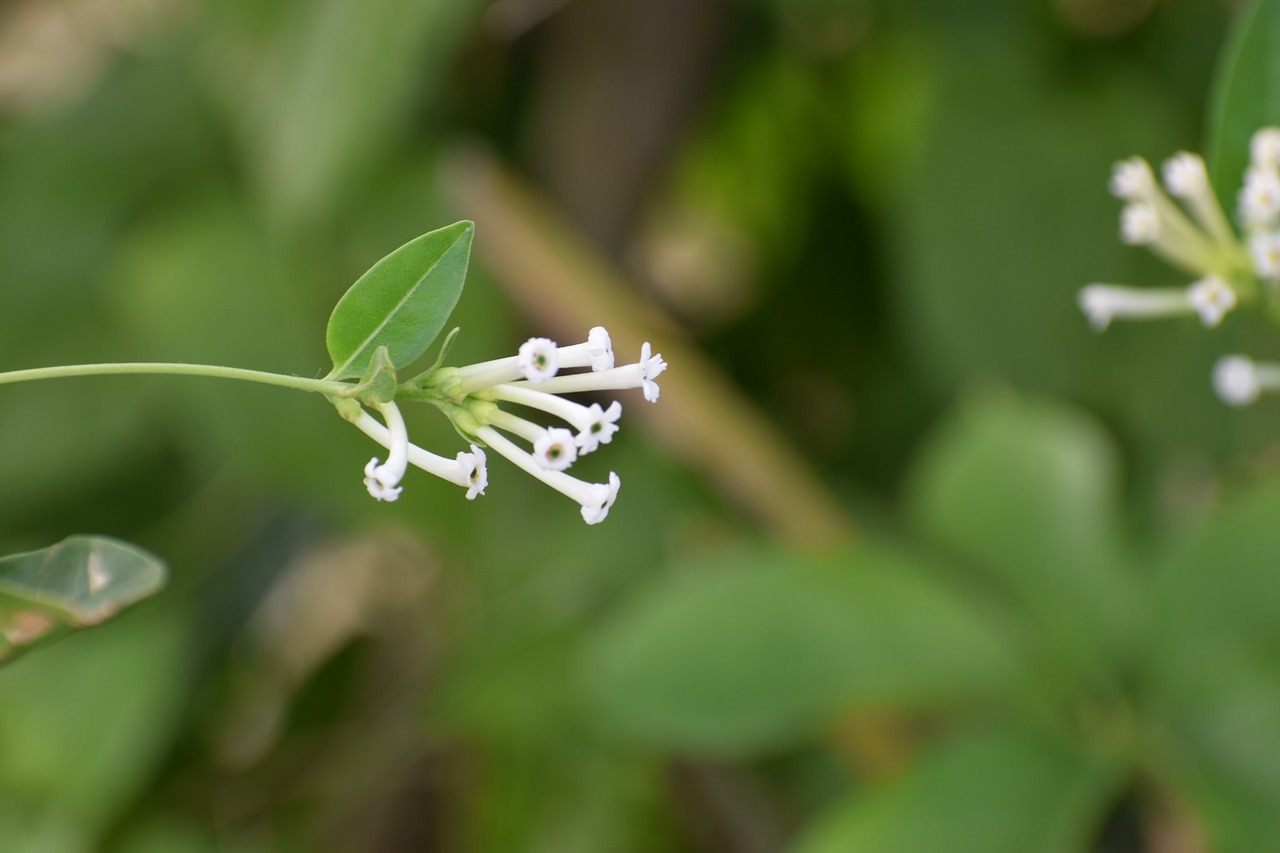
[[348, 326, 667, 524], [1080, 127, 1280, 407]]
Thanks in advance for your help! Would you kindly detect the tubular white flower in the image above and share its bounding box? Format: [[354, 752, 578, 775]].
[[1250, 230, 1280, 279], [533, 427, 578, 471], [1240, 167, 1280, 228], [1110, 157, 1157, 200], [555, 326, 615, 372], [1120, 202, 1159, 245], [1186, 276, 1238, 327], [489, 384, 623, 453], [1078, 284, 1198, 331], [487, 409, 579, 470], [1214, 355, 1263, 406], [362, 401, 409, 501], [1162, 152, 1237, 246], [475, 426, 621, 524], [350, 409, 483, 496], [509, 342, 667, 403], [1251, 127, 1280, 170], [1163, 152, 1209, 199], [459, 445, 488, 500], [518, 337, 559, 382]]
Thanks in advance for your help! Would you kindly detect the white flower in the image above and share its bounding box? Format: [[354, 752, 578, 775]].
[[1214, 355, 1262, 406], [556, 326, 615, 372], [1163, 152, 1209, 199], [580, 472, 621, 525], [533, 427, 578, 471], [1187, 275, 1238, 327], [575, 402, 622, 454], [489, 383, 623, 453], [518, 337, 559, 382], [1251, 127, 1280, 170], [363, 401, 409, 501], [1240, 167, 1280, 228], [349, 408, 483, 497], [1250, 230, 1280, 279], [457, 445, 488, 500], [364, 458, 403, 502], [1120, 203, 1159, 245], [1110, 157, 1156, 200], [1078, 284, 1197, 331], [508, 341, 668, 403], [475, 426, 621, 524]]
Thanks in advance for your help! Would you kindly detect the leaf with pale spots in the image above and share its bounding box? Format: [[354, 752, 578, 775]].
[[326, 221, 474, 380], [0, 535, 167, 665]]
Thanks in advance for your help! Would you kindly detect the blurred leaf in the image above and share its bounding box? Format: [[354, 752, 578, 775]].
[[231, 0, 482, 224], [1208, 0, 1280, 196], [326, 221, 474, 380], [794, 728, 1121, 853], [585, 545, 1015, 756], [1149, 484, 1280, 851], [906, 393, 1136, 687], [0, 605, 187, 837], [0, 535, 166, 665]]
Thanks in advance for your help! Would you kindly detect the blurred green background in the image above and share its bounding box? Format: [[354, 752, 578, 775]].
[[3, 0, 1280, 850]]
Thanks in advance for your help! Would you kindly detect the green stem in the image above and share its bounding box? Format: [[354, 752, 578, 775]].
[[0, 362, 356, 396]]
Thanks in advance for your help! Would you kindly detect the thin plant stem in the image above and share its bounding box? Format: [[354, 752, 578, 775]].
[[0, 362, 355, 396]]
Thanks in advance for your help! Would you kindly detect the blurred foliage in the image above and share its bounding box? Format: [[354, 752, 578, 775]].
[[2, 0, 1280, 851]]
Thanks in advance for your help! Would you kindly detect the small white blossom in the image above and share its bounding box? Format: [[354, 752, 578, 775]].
[[518, 337, 559, 382], [364, 458, 403, 502], [363, 401, 409, 501], [533, 427, 578, 471], [1110, 157, 1156, 200], [1240, 167, 1280, 228], [580, 472, 621, 525], [455, 445, 488, 500], [349, 408, 483, 497], [1250, 230, 1280, 279], [1163, 152, 1209, 199], [509, 341, 668, 403], [556, 326, 615, 372], [1078, 284, 1198, 331], [475, 426, 621, 524], [638, 342, 668, 403], [1187, 276, 1238, 327], [1214, 355, 1262, 406], [575, 401, 622, 454], [1120, 203, 1160, 245], [1251, 127, 1280, 170]]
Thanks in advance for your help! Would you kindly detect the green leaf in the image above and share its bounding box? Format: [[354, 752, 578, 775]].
[[1148, 484, 1280, 851], [794, 728, 1121, 853], [906, 393, 1135, 687], [1208, 0, 1280, 195], [584, 545, 1015, 756], [325, 220, 474, 380], [0, 535, 167, 665]]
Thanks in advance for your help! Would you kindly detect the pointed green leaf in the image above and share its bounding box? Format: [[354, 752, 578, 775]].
[[585, 545, 1015, 756], [795, 729, 1121, 853], [0, 535, 167, 664], [326, 220, 474, 380], [1208, 0, 1280, 194], [351, 345, 399, 403]]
